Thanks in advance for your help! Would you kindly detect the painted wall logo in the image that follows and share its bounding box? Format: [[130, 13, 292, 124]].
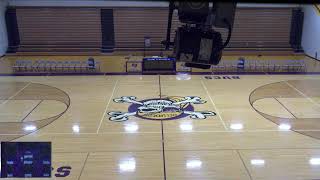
[[108, 96, 216, 121], [204, 75, 240, 80]]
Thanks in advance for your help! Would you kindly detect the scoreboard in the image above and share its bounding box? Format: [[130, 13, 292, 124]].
[[142, 57, 175, 72], [1, 142, 52, 178]]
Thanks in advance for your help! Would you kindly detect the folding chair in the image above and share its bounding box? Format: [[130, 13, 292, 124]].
[[255, 60, 265, 72], [80, 61, 88, 72], [43, 60, 50, 72], [12, 60, 23, 72], [300, 60, 306, 72], [287, 60, 294, 72], [215, 62, 226, 72], [228, 60, 237, 72], [236, 58, 245, 73], [94, 61, 101, 72], [56, 61, 64, 72], [281, 60, 290, 72], [267, 60, 275, 72], [264, 60, 272, 72], [34, 60, 42, 72], [294, 60, 305, 72], [47, 61, 56, 72], [262, 60, 268, 72], [37, 60, 47, 72], [24, 60, 33, 72], [44, 61, 51, 72], [73, 61, 81, 72], [211, 64, 219, 72], [225, 61, 234, 72], [289, 60, 297, 72], [68, 61, 76, 72], [63, 61, 72, 72], [246, 60, 255, 72], [87, 58, 96, 72], [20, 60, 29, 72], [32, 60, 40, 72]]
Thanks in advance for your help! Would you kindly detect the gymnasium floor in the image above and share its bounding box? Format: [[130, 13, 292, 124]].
[[1, 74, 320, 179]]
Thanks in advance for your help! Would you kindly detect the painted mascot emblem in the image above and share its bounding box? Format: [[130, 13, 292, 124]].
[[108, 96, 216, 121]]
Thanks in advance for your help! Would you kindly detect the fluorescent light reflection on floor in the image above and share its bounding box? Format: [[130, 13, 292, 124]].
[[309, 158, 320, 165], [230, 123, 243, 130], [251, 159, 265, 166], [278, 123, 291, 131], [186, 159, 202, 169], [72, 125, 80, 133], [23, 125, 37, 131], [124, 122, 139, 133], [180, 122, 193, 132], [119, 158, 136, 172], [176, 72, 191, 80]]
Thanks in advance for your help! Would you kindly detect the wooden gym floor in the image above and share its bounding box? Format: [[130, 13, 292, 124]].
[[1, 74, 320, 179]]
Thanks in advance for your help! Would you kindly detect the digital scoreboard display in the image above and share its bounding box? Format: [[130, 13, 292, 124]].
[[142, 57, 175, 72], [1, 142, 52, 178]]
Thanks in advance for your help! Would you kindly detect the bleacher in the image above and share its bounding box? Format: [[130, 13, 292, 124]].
[[211, 59, 306, 73], [126, 58, 307, 74], [12, 59, 101, 73], [13, 57, 306, 74]]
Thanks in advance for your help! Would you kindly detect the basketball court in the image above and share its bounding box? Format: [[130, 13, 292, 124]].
[[1, 0, 320, 179], [1, 73, 320, 179]]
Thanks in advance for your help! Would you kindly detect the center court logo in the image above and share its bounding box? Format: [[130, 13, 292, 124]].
[[107, 96, 216, 121]]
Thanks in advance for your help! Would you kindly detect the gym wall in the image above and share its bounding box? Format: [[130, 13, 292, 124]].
[[5, 2, 296, 54], [0, 0, 8, 56], [16, 8, 102, 53], [302, 5, 320, 60]]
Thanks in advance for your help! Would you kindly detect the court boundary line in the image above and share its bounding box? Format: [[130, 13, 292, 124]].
[[9, 128, 320, 136], [273, 98, 297, 118], [78, 152, 90, 180], [275, 97, 320, 118], [161, 120, 167, 180], [50, 147, 320, 154], [236, 150, 253, 180], [285, 81, 320, 109], [7, 128, 320, 136], [159, 75, 167, 180], [21, 100, 43, 122], [0, 82, 31, 105], [201, 80, 228, 130], [96, 79, 119, 133]]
